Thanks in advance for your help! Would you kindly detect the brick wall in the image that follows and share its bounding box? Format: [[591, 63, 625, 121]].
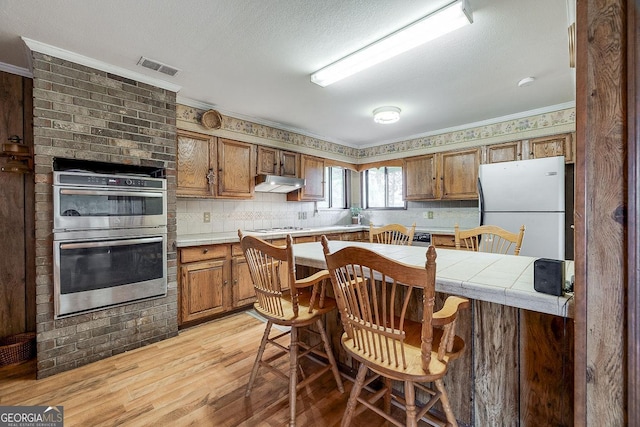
[[31, 51, 178, 378]]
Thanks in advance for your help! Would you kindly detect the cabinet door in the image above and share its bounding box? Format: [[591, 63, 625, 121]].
[[280, 151, 300, 177], [403, 154, 438, 200], [527, 134, 573, 162], [177, 130, 216, 197], [440, 148, 480, 200], [180, 259, 229, 324], [288, 155, 325, 201], [256, 146, 279, 175], [217, 138, 256, 198], [232, 256, 257, 307], [486, 141, 522, 164]]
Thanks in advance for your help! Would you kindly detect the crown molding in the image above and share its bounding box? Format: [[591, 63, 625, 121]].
[[22, 37, 182, 92], [359, 101, 577, 148], [0, 61, 33, 78], [177, 95, 354, 147]]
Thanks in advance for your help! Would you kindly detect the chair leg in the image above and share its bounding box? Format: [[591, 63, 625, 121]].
[[315, 318, 344, 393], [288, 326, 299, 427], [245, 320, 273, 397], [383, 377, 392, 414], [405, 380, 418, 427], [434, 379, 458, 427], [341, 362, 368, 427]]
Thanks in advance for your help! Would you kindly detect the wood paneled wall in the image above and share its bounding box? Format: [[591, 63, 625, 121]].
[[0, 72, 34, 338], [575, 0, 628, 425]]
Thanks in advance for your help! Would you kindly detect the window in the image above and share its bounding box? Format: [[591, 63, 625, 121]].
[[363, 166, 404, 208], [318, 166, 347, 209]]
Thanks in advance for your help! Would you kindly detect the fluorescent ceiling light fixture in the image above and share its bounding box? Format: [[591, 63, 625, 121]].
[[373, 106, 401, 124], [310, 0, 473, 87]]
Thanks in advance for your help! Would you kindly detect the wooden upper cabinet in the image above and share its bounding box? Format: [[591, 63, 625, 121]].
[[287, 154, 325, 201], [216, 138, 256, 199], [404, 154, 438, 200], [280, 150, 300, 177], [403, 148, 479, 201], [256, 146, 279, 175], [256, 146, 300, 177], [485, 141, 522, 164], [527, 133, 573, 162], [440, 148, 480, 200], [177, 130, 216, 197]]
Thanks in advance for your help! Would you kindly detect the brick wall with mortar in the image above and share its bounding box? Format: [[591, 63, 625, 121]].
[[30, 51, 178, 378]]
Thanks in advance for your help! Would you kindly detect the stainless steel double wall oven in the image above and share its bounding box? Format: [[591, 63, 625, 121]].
[[53, 170, 167, 318]]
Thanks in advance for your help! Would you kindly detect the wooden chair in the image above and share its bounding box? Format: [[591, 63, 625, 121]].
[[454, 224, 525, 255], [321, 236, 469, 427], [369, 222, 416, 246], [238, 231, 344, 427]]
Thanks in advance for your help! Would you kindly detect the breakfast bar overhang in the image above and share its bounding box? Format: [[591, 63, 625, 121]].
[[294, 240, 575, 426]]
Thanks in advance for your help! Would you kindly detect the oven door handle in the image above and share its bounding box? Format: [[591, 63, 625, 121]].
[[60, 236, 164, 250], [59, 189, 164, 198]]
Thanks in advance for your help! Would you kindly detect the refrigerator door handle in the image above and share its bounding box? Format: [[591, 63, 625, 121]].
[[478, 177, 485, 226]]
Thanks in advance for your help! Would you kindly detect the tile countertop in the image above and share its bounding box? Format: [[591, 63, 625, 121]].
[[176, 225, 369, 247], [293, 240, 575, 319], [176, 225, 456, 247]]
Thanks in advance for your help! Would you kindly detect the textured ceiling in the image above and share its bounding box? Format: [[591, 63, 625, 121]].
[[0, 0, 575, 147]]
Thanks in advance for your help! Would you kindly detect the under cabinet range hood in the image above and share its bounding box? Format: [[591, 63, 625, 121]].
[[255, 174, 305, 193]]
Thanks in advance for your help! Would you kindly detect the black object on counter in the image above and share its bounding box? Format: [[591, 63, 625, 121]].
[[534, 258, 565, 296]]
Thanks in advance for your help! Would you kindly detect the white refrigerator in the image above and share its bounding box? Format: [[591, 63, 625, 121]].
[[478, 156, 565, 260]]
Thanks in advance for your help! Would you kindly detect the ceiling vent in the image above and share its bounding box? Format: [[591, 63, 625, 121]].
[[137, 56, 180, 77]]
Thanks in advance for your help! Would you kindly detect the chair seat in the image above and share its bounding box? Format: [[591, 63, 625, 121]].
[[340, 316, 464, 382], [254, 290, 338, 326], [342, 333, 449, 382]]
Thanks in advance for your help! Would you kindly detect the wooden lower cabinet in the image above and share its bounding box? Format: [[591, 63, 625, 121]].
[[431, 233, 456, 248], [180, 257, 228, 324], [179, 243, 256, 326], [231, 244, 257, 307]]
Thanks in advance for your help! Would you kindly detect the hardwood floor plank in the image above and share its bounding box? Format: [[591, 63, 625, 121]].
[[0, 311, 438, 426]]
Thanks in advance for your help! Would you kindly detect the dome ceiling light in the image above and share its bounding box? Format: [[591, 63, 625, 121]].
[[373, 106, 401, 124]]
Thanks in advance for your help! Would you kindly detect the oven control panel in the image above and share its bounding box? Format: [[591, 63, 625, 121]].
[[55, 171, 165, 190]]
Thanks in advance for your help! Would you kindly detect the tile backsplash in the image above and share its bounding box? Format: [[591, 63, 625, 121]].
[[177, 195, 479, 234]]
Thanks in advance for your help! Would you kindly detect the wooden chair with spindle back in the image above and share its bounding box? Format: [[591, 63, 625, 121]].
[[238, 231, 344, 427], [454, 224, 525, 255], [369, 222, 416, 246], [321, 236, 469, 427]]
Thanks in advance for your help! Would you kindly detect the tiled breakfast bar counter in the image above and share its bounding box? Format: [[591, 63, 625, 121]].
[[294, 240, 575, 427]]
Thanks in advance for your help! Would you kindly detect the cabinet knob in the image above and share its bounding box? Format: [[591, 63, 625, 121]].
[[224, 280, 228, 285], [234, 279, 238, 284], [203, 248, 208, 254]]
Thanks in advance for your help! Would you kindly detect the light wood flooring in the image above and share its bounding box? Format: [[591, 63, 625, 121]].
[[0, 311, 411, 426]]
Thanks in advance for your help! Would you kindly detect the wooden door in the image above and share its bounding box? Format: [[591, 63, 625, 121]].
[[176, 130, 216, 197], [280, 151, 299, 177], [403, 154, 438, 200], [256, 146, 279, 175], [231, 256, 256, 307], [179, 259, 229, 323], [217, 138, 255, 198], [440, 148, 480, 200], [0, 72, 32, 338], [486, 141, 522, 163], [527, 134, 573, 162], [288, 155, 324, 201]]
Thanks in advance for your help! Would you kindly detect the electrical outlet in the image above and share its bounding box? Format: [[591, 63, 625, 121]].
[[423, 211, 429, 219], [428, 211, 434, 219], [203, 212, 211, 223]]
